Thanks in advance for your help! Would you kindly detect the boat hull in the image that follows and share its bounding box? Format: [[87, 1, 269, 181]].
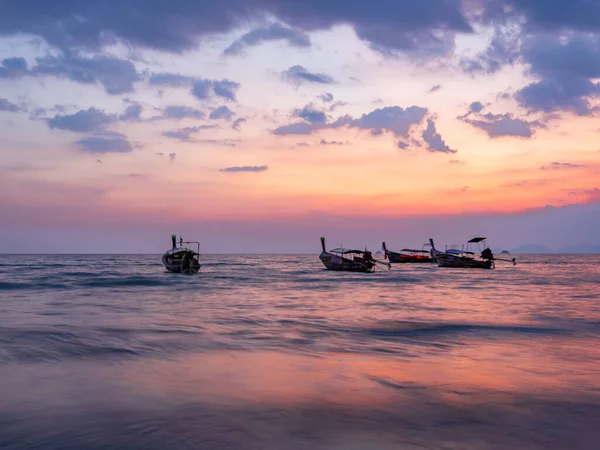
[[162, 249, 201, 274], [385, 251, 432, 264], [435, 255, 493, 269], [319, 251, 375, 273]]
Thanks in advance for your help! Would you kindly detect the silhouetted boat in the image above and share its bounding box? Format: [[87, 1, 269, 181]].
[[319, 237, 388, 272], [162, 235, 201, 274], [382, 242, 433, 264], [428, 237, 515, 269]]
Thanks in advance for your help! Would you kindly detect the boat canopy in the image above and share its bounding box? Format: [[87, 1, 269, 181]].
[[468, 237, 487, 243]]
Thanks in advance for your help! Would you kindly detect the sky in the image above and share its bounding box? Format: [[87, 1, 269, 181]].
[[1, 0, 600, 253]]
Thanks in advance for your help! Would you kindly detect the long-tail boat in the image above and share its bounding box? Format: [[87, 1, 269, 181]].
[[382, 242, 433, 264], [162, 234, 201, 274], [319, 237, 389, 272], [428, 237, 516, 269]]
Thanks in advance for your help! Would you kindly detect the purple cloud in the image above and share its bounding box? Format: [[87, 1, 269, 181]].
[[422, 119, 456, 153], [0, 57, 28, 78], [0, 0, 472, 56], [47, 107, 116, 133], [318, 92, 334, 103], [162, 105, 206, 120], [232, 117, 247, 131], [541, 162, 586, 170], [461, 110, 545, 139], [209, 105, 235, 121], [293, 105, 327, 124], [75, 132, 133, 153], [282, 65, 335, 85], [220, 165, 268, 173], [0, 98, 22, 113], [224, 23, 311, 56], [32, 54, 140, 95], [162, 125, 219, 142]]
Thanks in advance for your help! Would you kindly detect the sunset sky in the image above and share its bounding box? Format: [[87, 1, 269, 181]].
[[1, 0, 600, 253]]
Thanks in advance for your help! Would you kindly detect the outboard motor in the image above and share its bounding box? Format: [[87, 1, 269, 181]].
[[481, 248, 494, 260]]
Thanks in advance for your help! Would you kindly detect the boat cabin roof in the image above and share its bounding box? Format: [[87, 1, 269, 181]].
[[468, 237, 487, 243]]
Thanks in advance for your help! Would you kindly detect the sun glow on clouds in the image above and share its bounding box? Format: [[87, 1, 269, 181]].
[[1, 1, 600, 250]]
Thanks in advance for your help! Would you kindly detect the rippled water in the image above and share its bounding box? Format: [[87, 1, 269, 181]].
[[1, 254, 599, 449]]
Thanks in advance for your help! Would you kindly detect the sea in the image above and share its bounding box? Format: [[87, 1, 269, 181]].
[[0, 254, 599, 449]]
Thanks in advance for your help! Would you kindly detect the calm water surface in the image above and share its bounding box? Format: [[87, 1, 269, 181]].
[[1, 254, 599, 449]]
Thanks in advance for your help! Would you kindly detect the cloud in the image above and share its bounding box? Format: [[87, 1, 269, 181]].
[[318, 92, 334, 103], [347, 106, 428, 137], [224, 23, 311, 55], [469, 101, 485, 114], [482, 1, 600, 34], [162, 105, 206, 120], [1, 53, 140, 94], [191, 78, 241, 101], [273, 105, 429, 139], [0, 1, 472, 56], [212, 79, 241, 101], [515, 35, 600, 115], [281, 65, 335, 85], [0, 57, 28, 78], [272, 122, 319, 135], [422, 119, 456, 153], [272, 105, 453, 152], [161, 125, 219, 142], [220, 165, 268, 173], [209, 105, 235, 121], [460, 110, 545, 139], [232, 117, 247, 131], [169, 153, 177, 163], [47, 107, 116, 133], [33, 54, 140, 95], [541, 162, 586, 170], [319, 139, 345, 145], [75, 132, 133, 153], [148, 73, 241, 101], [460, 26, 521, 75], [457, 101, 485, 120], [293, 105, 327, 124], [397, 141, 409, 150], [328, 101, 347, 112], [148, 72, 196, 87], [197, 139, 240, 147], [428, 84, 442, 93], [0, 98, 21, 112], [120, 103, 143, 121]]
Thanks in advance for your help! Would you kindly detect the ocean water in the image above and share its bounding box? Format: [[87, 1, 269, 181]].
[[1, 254, 599, 449]]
